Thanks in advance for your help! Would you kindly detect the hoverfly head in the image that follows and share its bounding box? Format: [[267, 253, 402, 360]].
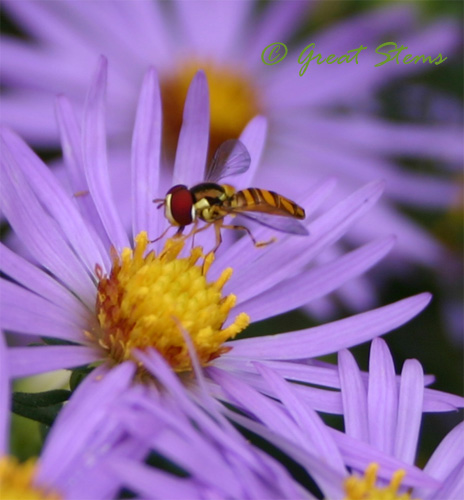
[[164, 185, 196, 227]]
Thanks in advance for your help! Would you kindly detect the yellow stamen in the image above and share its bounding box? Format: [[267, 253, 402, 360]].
[[92, 231, 249, 372], [344, 464, 417, 500], [0, 456, 61, 500], [161, 60, 262, 158]]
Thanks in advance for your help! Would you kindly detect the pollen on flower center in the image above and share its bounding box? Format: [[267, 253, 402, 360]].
[[161, 60, 262, 158], [344, 463, 416, 500], [92, 231, 249, 372], [0, 456, 61, 500]]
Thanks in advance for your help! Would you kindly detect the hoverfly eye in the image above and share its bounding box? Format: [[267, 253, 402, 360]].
[[165, 185, 195, 226], [167, 184, 188, 195]]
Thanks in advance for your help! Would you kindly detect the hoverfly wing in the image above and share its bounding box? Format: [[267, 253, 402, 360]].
[[237, 212, 309, 236], [206, 139, 251, 183]]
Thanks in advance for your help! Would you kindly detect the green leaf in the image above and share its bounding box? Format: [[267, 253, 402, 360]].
[[41, 336, 80, 346], [13, 390, 71, 408], [69, 366, 94, 391], [12, 401, 64, 427]]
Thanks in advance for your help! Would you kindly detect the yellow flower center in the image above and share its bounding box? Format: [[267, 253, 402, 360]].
[[92, 232, 249, 372], [344, 464, 417, 500], [161, 60, 262, 159], [0, 457, 61, 500]]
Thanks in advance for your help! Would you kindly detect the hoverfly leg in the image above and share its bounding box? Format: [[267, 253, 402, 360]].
[[212, 220, 224, 254], [174, 226, 185, 238], [150, 224, 173, 244], [189, 219, 200, 249], [221, 223, 276, 248], [187, 221, 215, 250]]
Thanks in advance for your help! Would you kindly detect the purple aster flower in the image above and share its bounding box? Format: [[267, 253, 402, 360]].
[[102, 348, 314, 499], [3, 335, 311, 499], [0, 331, 144, 499], [213, 337, 463, 498], [1, 0, 462, 274], [0, 58, 440, 441], [338, 337, 464, 499]]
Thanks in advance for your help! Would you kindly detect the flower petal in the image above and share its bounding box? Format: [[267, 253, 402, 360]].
[[0, 137, 95, 305], [173, 70, 209, 187], [211, 176, 336, 279], [0, 91, 58, 145], [173, 1, 252, 59], [82, 55, 129, 251], [425, 458, 464, 500], [3, 0, 85, 48], [8, 345, 101, 378], [290, 114, 463, 165], [394, 359, 424, 464], [245, 1, 311, 68], [225, 180, 385, 300], [226, 293, 431, 360], [0, 333, 10, 454], [237, 115, 268, 186], [37, 363, 135, 486], [367, 338, 398, 455], [338, 349, 369, 442], [255, 362, 346, 473], [1, 278, 88, 339], [239, 236, 395, 321], [131, 67, 162, 243], [2, 128, 108, 275], [0, 243, 89, 322], [333, 429, 440, 490], [105, 459, 204, 500], [55, 94, 112, 263], [423, 421, 464, 482]]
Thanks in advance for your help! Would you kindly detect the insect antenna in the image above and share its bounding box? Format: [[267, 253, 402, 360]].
[[152, 198, 165, 209]]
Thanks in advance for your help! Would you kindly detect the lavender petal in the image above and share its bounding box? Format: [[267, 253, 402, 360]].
[[0, 243, 90, 323], [338, 349, 369, 442], [239, 236, 395, 321], [8, 345, 101, 378], [367, 338, 398, 456], [226, 293, 431, 360], [394, 359, 424, 465], [0, 333, 10, 454], [172, 70, 209, 187], [82, 55, 129, 251], [131, 67, 162, 243]]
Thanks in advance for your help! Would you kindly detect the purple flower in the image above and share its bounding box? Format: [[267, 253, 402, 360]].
[[213, 337, 463, 498], [1, 0, 462, 273], [0, 330, 142, 499], [3, 334, 313, 499], [338, 337, 464, 499], [0, 58, 439, 432], [102, 348, 313, 499]]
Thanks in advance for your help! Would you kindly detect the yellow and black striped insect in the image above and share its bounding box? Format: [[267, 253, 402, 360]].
[[154, 140, 308, 251]]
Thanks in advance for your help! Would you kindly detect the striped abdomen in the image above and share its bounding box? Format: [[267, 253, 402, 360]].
[[228, 188, 305, 219]]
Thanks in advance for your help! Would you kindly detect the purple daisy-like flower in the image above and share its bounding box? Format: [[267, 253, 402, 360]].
[[103, 348, 314, 499], [0, 57, 441, 430], [1, 0, 462, 273], [3, 336, 312, 499], [212, 337, 463, 498], [338, 337, 464, 499], [0, 331, 143, 499]]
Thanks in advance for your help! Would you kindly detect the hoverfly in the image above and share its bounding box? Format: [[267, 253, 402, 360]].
[[154, 140, 308, 252]]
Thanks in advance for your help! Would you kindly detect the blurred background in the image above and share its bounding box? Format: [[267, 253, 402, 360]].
[[1, 0, 462, 476]]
